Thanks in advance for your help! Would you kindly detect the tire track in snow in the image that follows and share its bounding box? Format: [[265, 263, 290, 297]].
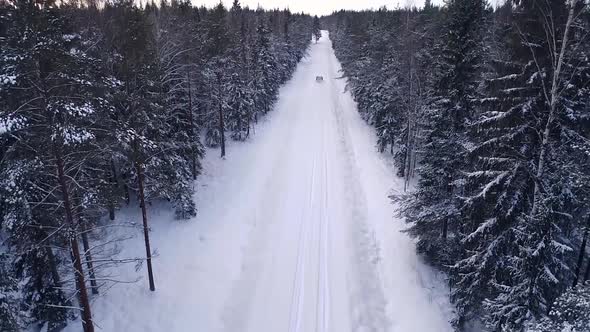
[[314, 111, 330, 332], [323, 138, 331, 332], [288, 143, 316, 332], [325, 43, 390, 332], [220, 32, 377, 332], [220, 67, 315, 332], [313, 120, 323, 332], [287, 180, 308, 332], [216, 31, 451, 332]]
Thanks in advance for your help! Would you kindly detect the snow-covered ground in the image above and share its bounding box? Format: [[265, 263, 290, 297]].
[[65, 31, 453, 332]]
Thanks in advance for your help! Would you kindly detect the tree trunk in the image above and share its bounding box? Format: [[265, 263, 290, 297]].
[[74, 196, 98, 294], [404, 124, 412, 192], [529, 0, 578, 220], [403, 8, 413, 193], [573, 218, 589, 287], [246, 111, 251, 138], [54, 145, 94, 332], [187, 68, 198, 180], [583, 255, 590, 284], [237, 107, 243, 140], [79, 218, 99, 295], [108, 203, 115, 221], [70, 238, 94, 332], [411, 130, 418, 178], [81, 230, 99, 295], [135, 153, 156, 291], [108, 158, 118, 220], [218, 74, 226, 158], [242, 36, 251, 140], [442, 181, 452, 240], [442, 219, 448, 240], [124, 183, 130, 205], [45, 245, 62, 287]]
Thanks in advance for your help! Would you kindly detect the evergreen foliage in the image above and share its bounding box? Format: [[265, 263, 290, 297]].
[[325, 1, 590, 329], [0, 0, 311, 330]]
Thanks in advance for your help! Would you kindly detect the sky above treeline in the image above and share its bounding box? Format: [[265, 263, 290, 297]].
[[193, 0, 437, 16]]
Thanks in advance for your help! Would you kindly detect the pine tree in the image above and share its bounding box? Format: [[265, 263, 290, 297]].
[[0, 1, 313, 330], [454, 1, 590, 329], [312, 15, 321, 42], [203, 3, 230, 157], [106, 0, 160, 292], [147, 4, 199, 218], [252, 15, 278, 118], [0, 1, 115, 329], [226, 0, 254, 141], [402, 0, 487, 272], [326, 2, 590, 329]]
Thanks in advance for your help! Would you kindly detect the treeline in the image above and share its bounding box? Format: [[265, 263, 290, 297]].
[[325, 0, 590, 331], [0, 0, 311, 330]]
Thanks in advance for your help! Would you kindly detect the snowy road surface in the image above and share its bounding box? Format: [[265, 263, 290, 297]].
[[67, 31, 453, 332]]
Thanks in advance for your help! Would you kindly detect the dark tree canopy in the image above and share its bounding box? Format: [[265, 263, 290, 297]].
[[0, 0, 312, 330], [324, 0, 590, 330]]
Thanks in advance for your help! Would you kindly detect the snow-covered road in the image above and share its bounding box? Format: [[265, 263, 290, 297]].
[[220, 31, 453, 332], [222, 30, 372, 332], [68, 31, 453, 332]]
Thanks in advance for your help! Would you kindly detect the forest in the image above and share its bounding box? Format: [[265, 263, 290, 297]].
[[0, 0, 313, 330], [2, 0, 590, 330], [324, 0, 590, 331]]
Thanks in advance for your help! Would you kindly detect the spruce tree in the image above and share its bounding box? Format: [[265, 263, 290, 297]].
[[312, 15, 321, 42], [402, 0, 487, 270], [325, 2, 590, 329], [252, 15, 278, 118], [456, 1, 590, 329], [0, 1, 312, 330], [203, 3, 230, 157]]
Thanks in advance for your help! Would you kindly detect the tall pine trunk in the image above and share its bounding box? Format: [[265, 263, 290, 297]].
[[134, 143, 156, 291], [187, 68, 198, 180], [217, 74, 226, 158], [583, 255, 590, 284], [54, 144, 94, 332], [124, 183, 131, 205], [74, 197, 99, 294], [246, 110, 251, 138], [573, 218, 589, 287], [45, 242, 62, 287], [403, 10, 414, 193], [403, 121, 412, 192], [79, 216, 99, 295], [81, 229, 99, 295], [108, 158, 118, 220]]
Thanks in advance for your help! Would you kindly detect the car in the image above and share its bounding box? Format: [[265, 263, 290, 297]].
[[315, 76, 324, 82]]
